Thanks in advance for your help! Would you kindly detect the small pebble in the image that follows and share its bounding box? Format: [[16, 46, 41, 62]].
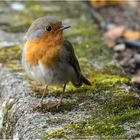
[[134, 53, 140, 64], [11, 2, 25, 11], [114, 44, 126, 51], [132, 75, 140, 84]]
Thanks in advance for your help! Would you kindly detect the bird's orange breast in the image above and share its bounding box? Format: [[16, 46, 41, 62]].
[[26, 34, 62, 68]]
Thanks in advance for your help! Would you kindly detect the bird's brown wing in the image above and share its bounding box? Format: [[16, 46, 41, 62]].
[[63, 40, 81, 79], [63, 40, 91, 87]]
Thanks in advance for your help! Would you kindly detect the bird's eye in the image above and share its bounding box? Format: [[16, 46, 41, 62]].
[[46, 26, 52, 31]]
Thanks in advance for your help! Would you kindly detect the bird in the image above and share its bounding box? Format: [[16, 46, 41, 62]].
[[22, 16, 91, 109]]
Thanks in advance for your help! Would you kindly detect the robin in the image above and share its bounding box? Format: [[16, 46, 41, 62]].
[[22, 16, 91, 109]]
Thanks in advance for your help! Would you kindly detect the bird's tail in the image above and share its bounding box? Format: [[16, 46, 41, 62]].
[[80, 75, 92, 86], [72, 74, 91, 87]]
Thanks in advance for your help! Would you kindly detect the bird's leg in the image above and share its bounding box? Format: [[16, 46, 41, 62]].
[[56, 83, 66, 109], [33, 85, 48, 110]]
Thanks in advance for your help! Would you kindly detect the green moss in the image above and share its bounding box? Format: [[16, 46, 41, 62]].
[[103, 95, 140, 115], [2, 100, 15, 139], [107, 110, 140, 124], [92, 74, 129, 86], [55, 110, 140, 139], [2, 101, 14, 127], [42, 128, 68, 140], [67, 120, 121, 138], [0, 45, 23, 71]]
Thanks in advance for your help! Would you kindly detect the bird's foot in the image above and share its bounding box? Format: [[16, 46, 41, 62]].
[[56, 100, 62, 109], [32, 102, 43, 111]]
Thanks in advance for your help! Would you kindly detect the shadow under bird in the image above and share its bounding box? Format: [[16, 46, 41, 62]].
[[22, 16, 91, 109]]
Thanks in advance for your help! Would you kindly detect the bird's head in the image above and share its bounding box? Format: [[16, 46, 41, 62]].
[[25, 16, 70, 43]]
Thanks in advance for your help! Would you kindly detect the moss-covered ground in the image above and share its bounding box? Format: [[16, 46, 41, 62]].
[[0, 1, 140, 139]]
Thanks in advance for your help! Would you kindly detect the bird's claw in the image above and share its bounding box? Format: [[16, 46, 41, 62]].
[[32, 102, 43, 111], [56, 100, 62, 109]]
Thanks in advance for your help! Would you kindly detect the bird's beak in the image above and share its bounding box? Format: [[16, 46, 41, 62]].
[[56, 25, 71, 33]]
